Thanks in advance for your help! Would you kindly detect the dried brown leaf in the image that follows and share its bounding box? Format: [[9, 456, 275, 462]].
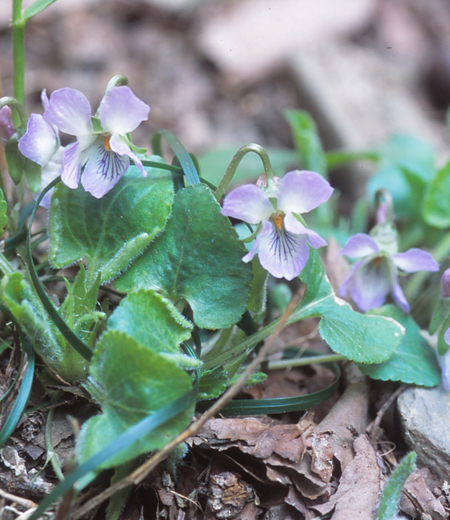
[[399, 469, 447, 520]]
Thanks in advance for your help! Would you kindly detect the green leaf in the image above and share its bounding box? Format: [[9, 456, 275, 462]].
[[0, 188, 7, 235], [116, 184, 252, 329], [198, 147, 297, 189], [0, 272, 88, 381], [295, 250, 404, 364], [49, 162, 174, 287], [284, 109, 327, 176], [198, 366, 228, 400], [368, 134, 435, 221], [78, 330, 194, 469], [423, 161, 450, 228], [358, 306, 441, 386], [376, 452, 417, 520], [106, 289, 197, 366], [5, 136, 41, 190], [22, 0, 58, 21]]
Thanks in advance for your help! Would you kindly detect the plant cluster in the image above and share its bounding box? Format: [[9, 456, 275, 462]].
[[1, 0, 450, 517]]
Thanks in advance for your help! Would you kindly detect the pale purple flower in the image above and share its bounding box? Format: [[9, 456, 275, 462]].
[[339, 232, 439, 313], [440, 268, 450, 299], [18, 91, 63, 208], [0, 106, 15, 145], [42, 86, 150, 198], [438, 346, 450, 390], [221, 170, 333, 281]]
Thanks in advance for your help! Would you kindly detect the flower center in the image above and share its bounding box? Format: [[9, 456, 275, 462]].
[[103, 135, 111, 151], [373, 256, 383, 267], [271, 211, 285, 230]]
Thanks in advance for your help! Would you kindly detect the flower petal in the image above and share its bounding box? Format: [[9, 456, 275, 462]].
[[392, 277, 410, 313], [277, 170, 333, 215], [222, 185, 273, 224], [391, 249, 439, 273], [258, 224, 310, 280], [284, 212, 327, 248], [99, 86, 150, 135], [61, 141, 83, 189], [109, 133, 146, 176], [349, 257, 393, 312], [18, 114, 59, 166], [438, 348, 450, 390], [41, 89, 49, 110], [39, 147, 64, 208], [339, 259, 365, 298], [242, 221, 272, 263], [81, 139, 129, 198], [44, 88, 93, 136], [340, 233, 379, 258]]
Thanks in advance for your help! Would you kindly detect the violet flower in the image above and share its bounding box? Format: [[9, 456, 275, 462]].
[[42, 86, 150, 198], [339, 229, 439, 313], [18, 90, 63, 208], [0, 106, 16, 145], [221, 170, 333, 281]]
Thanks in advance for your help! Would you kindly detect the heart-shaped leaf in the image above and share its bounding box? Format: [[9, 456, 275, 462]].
[[49, 161, 174, 287], [78, 330, 194, 469], [115, 184, 252, 329]]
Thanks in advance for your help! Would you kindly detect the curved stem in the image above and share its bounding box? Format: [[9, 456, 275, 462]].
[[268, 353, 344, 370], [214, 144, 275, 202]]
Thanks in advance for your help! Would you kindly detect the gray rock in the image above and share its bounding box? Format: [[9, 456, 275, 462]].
[[398, 386, 450, 481]]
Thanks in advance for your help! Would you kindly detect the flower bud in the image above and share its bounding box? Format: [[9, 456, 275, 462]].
[[440, 268, 450, 299], [0, 106, 16, 145]]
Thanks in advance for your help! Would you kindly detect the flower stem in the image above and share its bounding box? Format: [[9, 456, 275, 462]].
[[268, 353, 345, 370], [12, 0, 25, 113], [0, 251, 14, 275], [214, 143, 275, 202]]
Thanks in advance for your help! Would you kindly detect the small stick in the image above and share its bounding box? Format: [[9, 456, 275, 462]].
[[0, 488, 37, 509]]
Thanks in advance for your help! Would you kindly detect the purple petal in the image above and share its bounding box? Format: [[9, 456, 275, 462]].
[[438, 349, 450, 390], [391, 249, 439, 273], [339, 259, 365, 298], [44, 88, 93, 136], [61, 142, 83, 189], [392, 277, 410, 313], [441, 269, 450, 299], [258, 224, 310, 280], [349, 257, 393, 312], [277, 170, 333, 215], [38, 147, 63, 208], [222, 185, 273, 224], [99, 86, 150, 135], [109, 134, 146, 176], [18, 114, 59, 166], [0, 106, 15, 144], [445, 328, 450, 346], [340, 233, 379, 259], [41, 89, 50, 110], [81, 139, 129, 198], [283, 212, 327, 248], [242, 221, 272, 263]]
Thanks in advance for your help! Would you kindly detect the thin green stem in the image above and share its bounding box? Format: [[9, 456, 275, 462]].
[[0, 251, 14, 275], [326, 149, 379, 170], [268, 353, 345, 370], [12, 0, 25, 111], [45, 408, 64, 481], [214, 144, 275, 202]]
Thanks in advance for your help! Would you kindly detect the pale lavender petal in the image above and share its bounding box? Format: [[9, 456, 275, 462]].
[[242, 222, 272, 263], [18, 114, 59, 166], [258, 224, 310, 280], [61, 142, 82, 189], [376, 201, 387, 224], [445, 328, 450, 346], [441, 269, 450, 299], [277, 170, 333, 215], [81, 139, 129, 198], [109, 133, 146, 176], [339, 259, 365, 298], [392, 277, 410, 313], [340, 233, 379, 259], [39, 147, 63, 208], [41, 89, 49, 110], [391, 249, 439, 273], [222, 185, 273, 224], [438, 349, 450, 390], [283, 212, 327, 248], [0, 106, 15, 144], [44, 88, 93, 136], [99, 86, 150, 135], [350, 257, 393, 312]]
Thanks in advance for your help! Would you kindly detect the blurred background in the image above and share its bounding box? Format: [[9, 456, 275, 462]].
[[1, 0, 450, 198]]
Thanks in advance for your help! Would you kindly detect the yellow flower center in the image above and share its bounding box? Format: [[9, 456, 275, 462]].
[[272, 211, 285, 229], [103, 135, 111, 151]]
